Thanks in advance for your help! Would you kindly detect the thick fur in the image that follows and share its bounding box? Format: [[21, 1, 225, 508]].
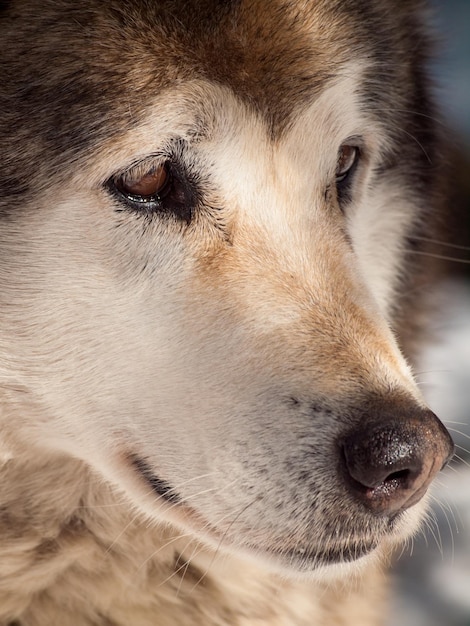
[[0, 1, 450, 625]]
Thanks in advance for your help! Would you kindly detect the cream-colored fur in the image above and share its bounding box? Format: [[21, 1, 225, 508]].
[[0, 1, 452, 623], [0, 446, 387, 625], [0, 79, 433, 625]]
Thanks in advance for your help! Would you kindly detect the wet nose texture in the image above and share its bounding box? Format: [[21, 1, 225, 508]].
[[341, 406, 454, 515]]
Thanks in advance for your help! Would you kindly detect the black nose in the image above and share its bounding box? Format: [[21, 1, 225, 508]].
[[341, 405, 454, 515]]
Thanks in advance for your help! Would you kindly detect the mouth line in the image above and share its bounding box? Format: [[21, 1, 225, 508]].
[[266, 539, 379, 568], [130, 455, 181, 504]]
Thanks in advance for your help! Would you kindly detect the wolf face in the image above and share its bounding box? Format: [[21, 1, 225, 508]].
[[0, 0, 453, 577]]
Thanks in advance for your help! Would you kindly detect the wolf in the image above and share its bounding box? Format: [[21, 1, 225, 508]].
[[0, 1, 454, 625]]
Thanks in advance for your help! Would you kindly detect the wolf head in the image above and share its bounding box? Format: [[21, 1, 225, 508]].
[[0, 0, 453, 575]]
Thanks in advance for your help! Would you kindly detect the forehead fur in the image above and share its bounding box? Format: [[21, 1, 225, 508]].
[[0, 0, 434, 204]]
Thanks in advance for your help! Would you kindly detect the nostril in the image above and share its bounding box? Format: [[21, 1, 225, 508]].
[[341, 438, 423, 514], [386, 468, 411, 484]]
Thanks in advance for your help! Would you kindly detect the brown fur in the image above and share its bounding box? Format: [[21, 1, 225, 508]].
[[0, 1, 451, 624]]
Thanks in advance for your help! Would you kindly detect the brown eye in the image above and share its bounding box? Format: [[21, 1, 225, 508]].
[[336, 145, 359, 183], [115, 163, 170, 200], [108, 157, 193, 222]]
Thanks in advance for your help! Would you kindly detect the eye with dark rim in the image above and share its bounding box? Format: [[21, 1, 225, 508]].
[[335, 144, 360, 204], [115, 162, 172, 202], [107, 159, 193, 223]]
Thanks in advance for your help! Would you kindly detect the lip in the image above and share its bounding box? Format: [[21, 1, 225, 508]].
[[262, 539, 379, 571], [128, 452, 226, 540], [129, 454, 181, 504]]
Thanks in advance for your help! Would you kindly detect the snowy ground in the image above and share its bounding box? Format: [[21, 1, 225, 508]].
[[388, 280, 470, 626]]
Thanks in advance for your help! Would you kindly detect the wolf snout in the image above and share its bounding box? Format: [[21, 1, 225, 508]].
[[341, 406, 454, 515]]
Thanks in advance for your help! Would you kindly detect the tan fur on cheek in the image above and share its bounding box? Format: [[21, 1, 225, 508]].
[[191, 212, 414, 398]]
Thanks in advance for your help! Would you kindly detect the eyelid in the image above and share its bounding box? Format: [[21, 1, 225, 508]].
[[115, 154, 167, 184], [114, 162, 171, 199], [334, 139, 365, 207], [336, 146, 359, 181]]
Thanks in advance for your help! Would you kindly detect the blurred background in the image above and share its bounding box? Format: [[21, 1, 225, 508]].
[[388, 1, 470, 624]]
